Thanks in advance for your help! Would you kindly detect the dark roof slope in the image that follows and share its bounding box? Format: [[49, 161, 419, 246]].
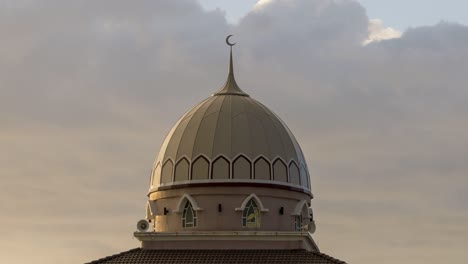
[[86, 248, 346, 264]]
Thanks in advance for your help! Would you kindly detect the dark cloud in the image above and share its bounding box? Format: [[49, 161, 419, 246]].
[[1, 0, 467, 263]]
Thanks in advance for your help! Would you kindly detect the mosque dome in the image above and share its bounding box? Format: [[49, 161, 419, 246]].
[[88, 37, 344, 262], [149, 43, 311, 194]]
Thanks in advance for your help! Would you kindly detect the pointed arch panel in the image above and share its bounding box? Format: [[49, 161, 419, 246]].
[[273, 159, 287, 182], [191, 156, 209, 180], [212, 156, 230, 179], [161, 159, 174, 184], [233, 155, 251, 179], [289, 161, 300, 185], [254, 157, 270, 180], [152, 163, 161, 186], [175, 158, 190, 181], [300, 165, 309, 188]]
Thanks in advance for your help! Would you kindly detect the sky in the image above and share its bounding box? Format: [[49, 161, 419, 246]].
[[0, 0, 467, 263], [199, 0, 468, 30]]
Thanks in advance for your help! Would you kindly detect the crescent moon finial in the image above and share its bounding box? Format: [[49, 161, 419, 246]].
[[226, 35, 236, 46]]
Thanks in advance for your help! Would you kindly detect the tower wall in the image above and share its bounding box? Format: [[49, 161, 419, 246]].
[[148, 186, 312, 232]]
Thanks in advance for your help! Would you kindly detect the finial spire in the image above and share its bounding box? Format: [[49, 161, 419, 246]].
[[213, 35, 249, 97], [226, 35, 236, 77], [229, 46, 234, 76]]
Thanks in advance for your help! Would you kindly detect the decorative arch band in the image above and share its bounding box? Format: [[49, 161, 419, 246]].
[[151, 154, 310, 190]]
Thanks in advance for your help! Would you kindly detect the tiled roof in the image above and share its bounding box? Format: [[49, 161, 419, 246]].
[[86, 248, 346, 264]]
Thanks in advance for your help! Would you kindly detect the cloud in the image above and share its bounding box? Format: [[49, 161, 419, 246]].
[[253, 0, 274, 10], [1, 0, 467, 263], [363, 18, 402, 45]]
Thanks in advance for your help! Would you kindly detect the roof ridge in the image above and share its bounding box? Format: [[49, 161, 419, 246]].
[[85, 248, 140, 264], [87, 248, 347, 263], [312, 251, 347, 264]]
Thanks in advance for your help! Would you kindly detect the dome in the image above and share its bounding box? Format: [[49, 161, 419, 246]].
[[149, 46, 311, 193]]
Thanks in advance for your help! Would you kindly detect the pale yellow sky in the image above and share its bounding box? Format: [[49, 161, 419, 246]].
[[1, 1, 467, 263]]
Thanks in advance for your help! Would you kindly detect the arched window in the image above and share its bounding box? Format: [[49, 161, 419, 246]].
[[292, 200, 310, 232], [182, 201, 197, 228], [242, 199, 260, 228], [295, 213, 302, 231]]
